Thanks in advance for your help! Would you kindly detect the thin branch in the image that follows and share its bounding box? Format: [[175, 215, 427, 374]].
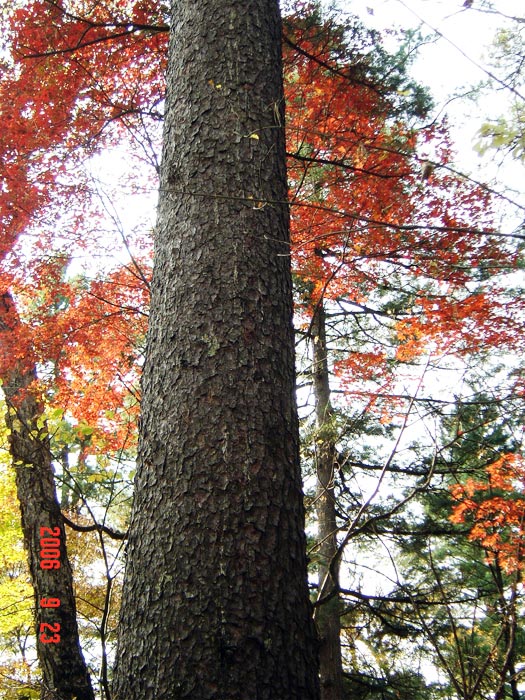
[[61, 513, 127, 541]]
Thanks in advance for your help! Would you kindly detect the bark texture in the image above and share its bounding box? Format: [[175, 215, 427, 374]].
[[0, 293, 94, 700], [113, 1, 319, 699], [311, 302, 344, 700]]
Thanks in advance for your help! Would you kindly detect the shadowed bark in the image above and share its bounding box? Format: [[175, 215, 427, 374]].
[[113, 1, 320, 698]]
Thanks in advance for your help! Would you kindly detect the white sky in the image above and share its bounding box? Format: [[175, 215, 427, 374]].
[[342, 0, 510, 99], [334, 0, 523, 217]]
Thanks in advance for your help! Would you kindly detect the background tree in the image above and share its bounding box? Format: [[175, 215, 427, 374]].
[[282, 4, 524, 697], [0, 292, 95, 700]]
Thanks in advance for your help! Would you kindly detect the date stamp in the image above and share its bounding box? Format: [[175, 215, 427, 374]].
[[39, 526, 61, 644]]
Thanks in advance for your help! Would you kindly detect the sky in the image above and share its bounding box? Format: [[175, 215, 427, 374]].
[[334, 0, 524, 229], [342, 0, 509, 104]]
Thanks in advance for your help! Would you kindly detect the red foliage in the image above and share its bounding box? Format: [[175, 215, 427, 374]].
[[450, 454, 525, 574], [0, 0, 166, 272], [0, 0, 522, 455]]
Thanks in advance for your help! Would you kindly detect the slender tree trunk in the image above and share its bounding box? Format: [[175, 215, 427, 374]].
[[113, 1, 319, 698], [494, 566, 520, 700], [311, 301, 344, 700], [0, 292, 94, 700]]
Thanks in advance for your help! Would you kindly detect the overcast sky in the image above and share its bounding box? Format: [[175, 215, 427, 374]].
[[334, 0, 523, 227]]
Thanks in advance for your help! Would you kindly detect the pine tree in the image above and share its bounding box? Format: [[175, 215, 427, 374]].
[[112, 1, 320, 698]]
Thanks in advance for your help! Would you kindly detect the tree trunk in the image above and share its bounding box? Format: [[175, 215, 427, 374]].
[[311, 301, 345, 700], [0, 292, 94, 700], [113, 1, 320, 699], [494, 567, 520, 700]]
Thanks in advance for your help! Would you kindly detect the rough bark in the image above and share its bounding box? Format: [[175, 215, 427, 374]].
[[113, 1, 319, 699], [0, 292, 94, 700], [311, 302, 344, 700]]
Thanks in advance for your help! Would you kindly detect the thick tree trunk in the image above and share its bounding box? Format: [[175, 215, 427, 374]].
[[311, 302, 345, 700], [113, 1, 320, 699], [0, 292, 94, 700]]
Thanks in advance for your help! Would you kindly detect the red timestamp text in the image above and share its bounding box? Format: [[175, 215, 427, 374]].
[[39, 621, 60, 644], [38, 526, 61, 644]]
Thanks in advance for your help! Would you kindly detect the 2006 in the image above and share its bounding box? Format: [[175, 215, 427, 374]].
[[39, 527, 61, 570]]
